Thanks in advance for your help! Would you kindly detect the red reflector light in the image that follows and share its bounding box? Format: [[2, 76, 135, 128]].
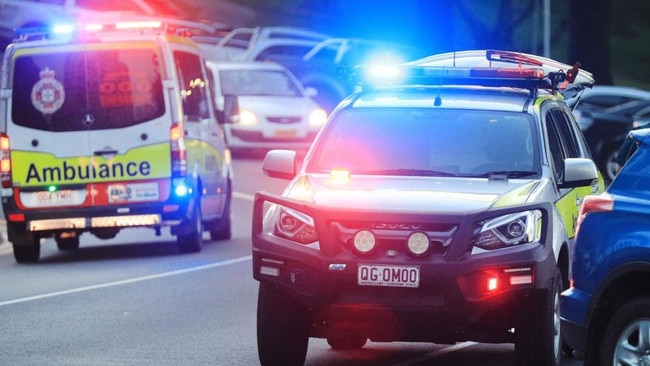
[[163, 204, 180, 213], [8, 213, 25, 222], [487, 277, 499, 292], [458, 266, 534, 300]]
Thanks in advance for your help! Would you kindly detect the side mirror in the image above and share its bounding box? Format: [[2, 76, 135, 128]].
[[559, 158, 599, 188], [223, 94, 239, 123], [304, 87, 318, 98], [262, 150, 298, 180]]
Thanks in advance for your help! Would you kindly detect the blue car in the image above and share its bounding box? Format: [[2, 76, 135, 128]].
[[561, 127, 650, 365]]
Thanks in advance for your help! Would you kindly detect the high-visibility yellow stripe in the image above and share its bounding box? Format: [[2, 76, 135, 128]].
[[11, 143, 171, 186]]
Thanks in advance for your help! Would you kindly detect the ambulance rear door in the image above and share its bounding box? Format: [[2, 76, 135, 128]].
[[8, 42, 172, 211]]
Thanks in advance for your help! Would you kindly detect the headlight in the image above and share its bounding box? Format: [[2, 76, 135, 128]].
[[308, 108, 327, 127], [473, 210, 542, 251], [239, 109, 257, 125], [266, 205, 318, 245]]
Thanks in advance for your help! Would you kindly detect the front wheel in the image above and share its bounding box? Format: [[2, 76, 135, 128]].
[[600, 297, 650, 366], [515, 267, 562, 366], [257, 283, 310, 366]]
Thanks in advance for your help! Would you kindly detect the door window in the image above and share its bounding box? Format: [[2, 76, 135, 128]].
[[174, 51, 210, 121]]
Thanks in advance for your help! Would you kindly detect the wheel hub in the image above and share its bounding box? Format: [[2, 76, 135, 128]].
[[641, 354, 650, 366]]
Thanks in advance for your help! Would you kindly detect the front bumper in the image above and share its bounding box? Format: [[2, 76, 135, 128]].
[[2, 196, 193, 242], [252, 192, 558, 343], [560, 287, 591, 354]]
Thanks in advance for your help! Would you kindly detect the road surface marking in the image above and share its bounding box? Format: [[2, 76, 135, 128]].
[[392, 341, 478, 365], [0, 255, 252, 307]]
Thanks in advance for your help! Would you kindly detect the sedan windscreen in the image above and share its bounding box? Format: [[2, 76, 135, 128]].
[[220, 69, 301, 97]]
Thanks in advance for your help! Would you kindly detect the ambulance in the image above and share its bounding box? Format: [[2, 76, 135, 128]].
[[0, 20, 233, 263]]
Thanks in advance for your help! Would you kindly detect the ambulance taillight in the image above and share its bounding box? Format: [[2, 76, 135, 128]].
[[170, 123, 187, 177], [0, 133, 11, 189]]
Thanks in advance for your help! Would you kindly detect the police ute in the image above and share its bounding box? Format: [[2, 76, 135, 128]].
[[252, 50, 604, 366]]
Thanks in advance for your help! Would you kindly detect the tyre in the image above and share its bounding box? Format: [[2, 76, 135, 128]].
[[327, 335, 367, 350], [515, 267, 562, 366], [12, 232, 40, 263], [209, 184, 232, 241], [257, 283, 309, 366], [600, 297, 650, 366], [599, 143, 620, 183], [177, 201, 203, 253], [56, 234, 80, 251]]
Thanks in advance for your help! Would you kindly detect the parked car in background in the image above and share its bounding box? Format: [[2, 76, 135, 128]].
[[561, 127, 650, 365], [198, 26, 426, 112], [206, 61, 327, 154], [569, 85, 650, 182], [198, 26, 330, 61]]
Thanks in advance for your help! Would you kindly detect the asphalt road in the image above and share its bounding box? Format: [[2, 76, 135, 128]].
[[0, 156, 584, 366]]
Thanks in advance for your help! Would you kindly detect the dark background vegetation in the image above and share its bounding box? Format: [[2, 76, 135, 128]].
[[179, 0, 649, 90]]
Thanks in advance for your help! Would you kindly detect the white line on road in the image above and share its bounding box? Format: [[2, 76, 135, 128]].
[[0, 255, 252, 307], [391, 341, 478, 366], [233, 191, 255, 201]]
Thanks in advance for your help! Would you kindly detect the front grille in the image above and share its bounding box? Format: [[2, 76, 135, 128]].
[[267, 116, 301, 124], [330, 220, 458, 256]]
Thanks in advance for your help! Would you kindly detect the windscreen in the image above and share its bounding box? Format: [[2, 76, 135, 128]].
[[11, 47, 164, 132], [309, 108, 540, 178], [220, 69, 301, 97]]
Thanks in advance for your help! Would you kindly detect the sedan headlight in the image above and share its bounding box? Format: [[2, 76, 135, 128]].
[[309, 108, 327, 127], [473, 210, 542, 251], [239, 109, 258, 126]]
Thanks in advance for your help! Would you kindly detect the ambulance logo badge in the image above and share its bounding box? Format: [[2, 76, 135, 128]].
[[31, 67, 65, 115]]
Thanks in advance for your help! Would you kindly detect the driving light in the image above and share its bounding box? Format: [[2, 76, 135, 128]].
[[407, 232, 430, 256], [353, 230, 376, 254]]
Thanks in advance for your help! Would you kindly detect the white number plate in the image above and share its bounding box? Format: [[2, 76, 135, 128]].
[[274, 129, 297, 138], [36, 190, 74, 205], [358, 264, 420, 288]]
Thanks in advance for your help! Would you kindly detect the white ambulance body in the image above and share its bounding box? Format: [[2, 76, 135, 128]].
[[0, 21, 233, 262]]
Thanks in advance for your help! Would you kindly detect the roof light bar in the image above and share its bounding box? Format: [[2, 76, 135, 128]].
[[357, 64, 554, 91], [115, 20, 162, 30], [12, 20, 172, 43]]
